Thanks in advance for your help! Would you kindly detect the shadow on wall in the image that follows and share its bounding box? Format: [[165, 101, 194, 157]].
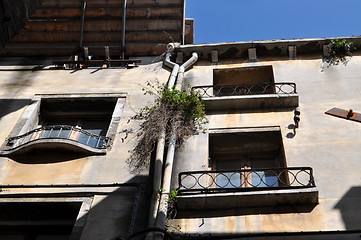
[[0, 175, 151, 240], [9, 151, 89, 164], [76, 175, 151, 240], [176, 204, 317, 219], [0, 99, 33, 120], [334, 186, 361, 230], [205, 107, 296, 116]]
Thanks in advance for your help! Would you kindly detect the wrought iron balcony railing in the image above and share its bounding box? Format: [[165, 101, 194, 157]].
[[177, 167, 315, 194], [191, 82, 297, 98], [5, 125, 109, 150]]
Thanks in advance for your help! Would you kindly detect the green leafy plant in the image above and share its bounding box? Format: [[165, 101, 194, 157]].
[[127, 81, 208, 173], [326, 39, 355, 66], [167, 190, 178, 219], [168, 190, 178, 203]]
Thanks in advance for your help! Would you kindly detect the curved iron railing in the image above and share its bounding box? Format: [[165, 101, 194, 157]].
[[5, 125, 109, 149], [177, 167, 315, 194], [191, 82, 297, 98]]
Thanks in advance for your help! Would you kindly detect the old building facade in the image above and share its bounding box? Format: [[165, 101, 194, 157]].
[[0, 1, 361, 240]]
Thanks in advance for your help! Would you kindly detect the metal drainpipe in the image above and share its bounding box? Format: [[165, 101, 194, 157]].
[[164, 43, 180, 87], [154, 52, 198, 240], [145, 132, 165, 240], [122, 0, 127, 59], [176, 52, 199, 91], [79, 0, 86, 52], [145, 43, 180, 240]]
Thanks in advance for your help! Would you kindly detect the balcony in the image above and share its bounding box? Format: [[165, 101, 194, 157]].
[[1, 125, 110, 156], [176, 167, 318, 209], [192, 82, 299, 111]]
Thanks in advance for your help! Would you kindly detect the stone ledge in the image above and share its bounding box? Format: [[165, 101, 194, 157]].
[[177, 188, 319, 210], [204, 94, 299, 111]]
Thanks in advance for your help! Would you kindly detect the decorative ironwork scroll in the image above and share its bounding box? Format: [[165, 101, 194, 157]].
[[178, 167, 315, 194]]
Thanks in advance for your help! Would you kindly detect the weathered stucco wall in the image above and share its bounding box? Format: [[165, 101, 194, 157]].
[[0, 58, 169, 239], [169, 55, 361, 238], [0, 59, 169, 185], [1, 42, 361, 239]]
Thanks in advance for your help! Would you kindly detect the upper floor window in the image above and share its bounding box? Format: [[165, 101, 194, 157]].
[[213, 65, 277, 96], [1, 93, 125, 156], [192, 65, 298, 111]]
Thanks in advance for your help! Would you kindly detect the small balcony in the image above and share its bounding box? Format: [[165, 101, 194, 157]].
[[192, 82, 299, 111], [176, 167, 318, 209], [1, 125, 110, 156]]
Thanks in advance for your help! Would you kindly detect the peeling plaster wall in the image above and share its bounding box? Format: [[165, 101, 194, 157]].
[[1, 41, 361, 239], [0, 58, 169, 239], [0, 59, 169, 185], [170, 55, 361, 237]]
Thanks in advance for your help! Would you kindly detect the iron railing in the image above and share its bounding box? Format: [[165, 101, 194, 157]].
[[192, 82, 297, 98], [6, 125, 109, 149], [177, 167, 315, 194]]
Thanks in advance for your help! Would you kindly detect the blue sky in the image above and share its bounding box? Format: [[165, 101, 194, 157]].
[[185, 0, 361, 44]]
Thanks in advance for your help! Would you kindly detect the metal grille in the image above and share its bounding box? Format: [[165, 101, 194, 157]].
[[178, 167, 315, 194], [191, 82, 297, 98], [6, 125, 109, 149]]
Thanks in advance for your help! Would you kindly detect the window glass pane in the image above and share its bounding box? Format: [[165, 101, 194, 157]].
[[97, 139, 105, 148], [48, 129, 60, 138], [87, 136, 100, 148], [78, 132, 104, 148], [78, 132, 90, 145], [40, 129, 51, 138], [215, 160, 242, 188], [218, 172, 241, 188], [251, 171, 278, 187], [57, 129, 71, 139], [251, 158, 278, 187]]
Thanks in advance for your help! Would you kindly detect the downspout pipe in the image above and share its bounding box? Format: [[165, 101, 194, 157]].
[[176, 52, 198, 91], [154, 127, 176, 240], [145, 132, 165, 240], [145, 43, 179, 240], [164, 43, 180, 88], [79, 0, 86, 52], [121, 0, 127, 59], [154, 52, 198, 240]]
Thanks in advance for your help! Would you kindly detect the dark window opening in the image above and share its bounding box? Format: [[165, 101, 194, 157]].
[[39, 98, 116, 137], [209, 130, 287, 189], [212, 66, 276, 96], [0, 202, 81, 240]]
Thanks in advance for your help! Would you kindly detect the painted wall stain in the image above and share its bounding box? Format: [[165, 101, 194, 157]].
[[226, 217, 236, 233], [261, 212, 324, 232]]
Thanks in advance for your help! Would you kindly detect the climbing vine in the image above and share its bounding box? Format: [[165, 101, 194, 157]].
[[127, 82, 208, 173]]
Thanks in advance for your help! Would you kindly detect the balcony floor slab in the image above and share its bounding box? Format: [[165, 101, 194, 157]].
[[177, 187, 318, 210]]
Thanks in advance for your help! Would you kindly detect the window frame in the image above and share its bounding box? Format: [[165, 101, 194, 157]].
[[208, 127, 288, 190], [0, 93, 126, 156]]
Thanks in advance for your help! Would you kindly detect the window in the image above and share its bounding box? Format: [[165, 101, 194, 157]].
[[209, 129, 287, 189], [1, 93, 125, 156], [191, 65, 298, 111], [176, 127, 318, 209], [0, 202, 82, 240], [212, 65, 276, 96]]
